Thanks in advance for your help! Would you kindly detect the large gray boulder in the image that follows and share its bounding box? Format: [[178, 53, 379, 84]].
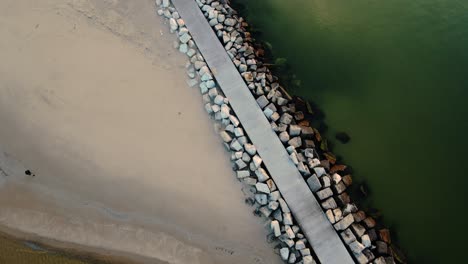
[[219, 131, 232, 142], [270, 220, 281, 237], [288, 137, 302, 148], [316, 187, 333, 200], [289, 125, 301, 136], [255, 168, 270, 182], [244, 143, 257, 155], [255, 182, 270, 194], [279, 131, 290, 143], [306, 174, 322, 192], [280, 248, 289, 261], [334, 214, 354, 231], [279, 198, 290, 213], [340, 228, 356, 244], [254, 194, 268, 205], [256, 95, 269, 109]]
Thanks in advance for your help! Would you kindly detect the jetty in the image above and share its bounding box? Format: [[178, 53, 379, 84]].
[[171, 0, 354, 263]]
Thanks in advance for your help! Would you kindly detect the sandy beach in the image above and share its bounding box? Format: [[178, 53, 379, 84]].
[[0, 0, 281, 263]]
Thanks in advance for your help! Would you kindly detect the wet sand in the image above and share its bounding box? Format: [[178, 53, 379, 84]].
[[0, 0, 281, 263]]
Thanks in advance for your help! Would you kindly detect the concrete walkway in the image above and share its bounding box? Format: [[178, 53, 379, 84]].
[[171, 0, 354, 263]]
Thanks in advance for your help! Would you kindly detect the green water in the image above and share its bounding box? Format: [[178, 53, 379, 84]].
[[235, 0, 468, 263]]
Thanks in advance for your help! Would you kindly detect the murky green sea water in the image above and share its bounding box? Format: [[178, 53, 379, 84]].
[[235, 0, 468, 263]]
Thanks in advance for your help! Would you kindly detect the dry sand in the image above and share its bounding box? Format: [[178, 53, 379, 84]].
[[0, 0, 281, 263]]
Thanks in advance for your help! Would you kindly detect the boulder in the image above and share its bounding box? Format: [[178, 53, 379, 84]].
[[233, 127, 244, 137], [375, 240, 388, 255], [342, 175, 353, 186], [352, 211, 367, 223], [351, 223, 366, 238], [162, 0, 169, 8], [308, 158, 321, 168], [176, 18, 185, 27], [316, 187, 333, 200], [283, 213, 293, 225], [229, 115, 240, 127], [334, 214, 354, 231], [259, 206, 272, 217], [242, 152, 251, 162], [354, 253, 369, 264], [269, 191, 280, 201], [208, 88, 218, 98], [263, 108, 274, 118], [363, 217, 376, 228], [300, 248, 311, 256], [179, 43, 188, 53], [270, 220, 281, 237], [288, 137, 302, 148], [279, 131, 290, 143], [255, 168, 270, 182], [206, 80, 216, 89], [230, 140, 243, 151], [321, 197, 337, 210], [270, 112, 280, 121], [289, 153, 299, 165], [244, 143, 257, 156], [219, 131, 232, 142], [266, 179, 276, 192], [288, 253, 296, 264], [379, 229, 391, 244], [313, 167, 326, 177], [306, 174, 322, 192], [340, 228, 356, 244], [295, 240, 306, 250], [241, 72, 254, 82], [224, 18, 237, 26], [254, 194, 268, 205], [273, 209, 283, 222], [239, 64, 247, 72], [236, 170, 250, 179], [279, 113, 293, 125], [297, 162, 310, 176], [279, 198, 290, 213], [333, 208, 343, 222], [256, 95, 269, 109], [280, 248, 289, 261], [179, 33, 191, 44], [268, 201, 279, 210], [321, 175, 331, 187], [289, 125, 301, 136], [285, 225, 295, 239], [220, 104, 230, 119], [301, 126, 314, 137], [252, 155, 262, 169], [169, 18, 178, 31], [343, 204, 358, 215], [303, 256, 315, 264], [337, 192, 350, 205], [235, 159, 247, 170], [326, 209, 335, 224], [255, 182, 270, 194], [243, 177, 257, 186], [374, 257, 386, 264], [333, 182, 347, 194], [348, 241, 365, 254], [361, 234, 371, 248], [304, 148, 315, 158], [214, 95, 224, 105]]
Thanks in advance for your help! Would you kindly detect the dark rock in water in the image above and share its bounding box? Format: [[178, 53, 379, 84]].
[[335, 132, 351, 144]]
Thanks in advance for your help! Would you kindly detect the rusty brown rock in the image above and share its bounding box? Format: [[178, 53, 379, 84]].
[[352, 211, 367, 223], [342, 174, 353, 186], [363, 217, 376, 228], [330, 164, 347, 174], [379, 229, 392, 244], [337, 192, 351, 206]]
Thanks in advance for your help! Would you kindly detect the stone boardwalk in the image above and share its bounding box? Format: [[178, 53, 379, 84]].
[[171, 0, 354, 263]]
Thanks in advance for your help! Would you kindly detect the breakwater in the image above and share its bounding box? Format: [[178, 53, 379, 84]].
[[156, 0, 403, 263]]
